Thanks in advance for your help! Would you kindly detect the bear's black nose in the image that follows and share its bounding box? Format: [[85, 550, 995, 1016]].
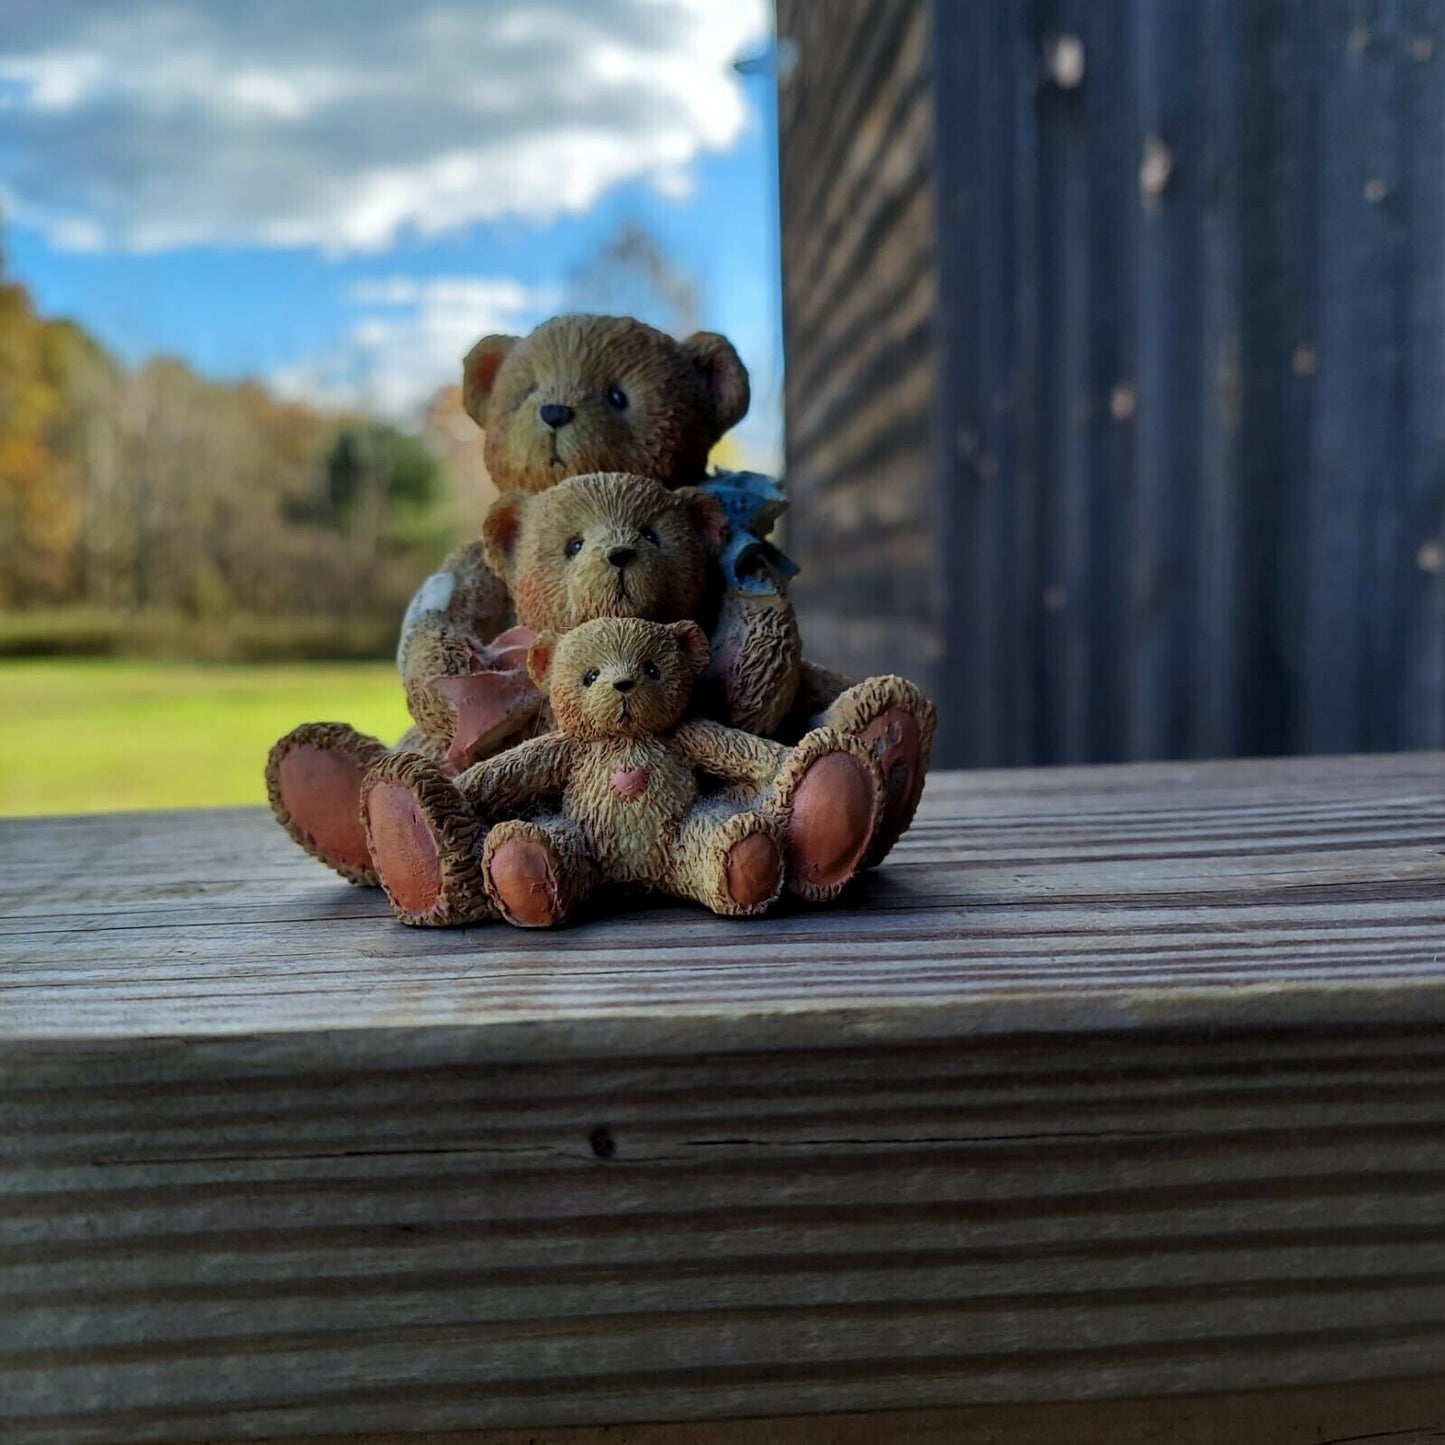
[[607, 546, 637, 569], [613, 677, 635, 693], [539, 402, 574, 429]]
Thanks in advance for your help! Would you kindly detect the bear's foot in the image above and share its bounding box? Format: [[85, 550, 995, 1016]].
[[671, 807, 785, 918], [266, 723, 390, 886], [483, 818, 595, 928], [769, 729, 882, 903], [361, 753, 492, 926], [725, 829, 785, 913], [821, 676, 937, 867]]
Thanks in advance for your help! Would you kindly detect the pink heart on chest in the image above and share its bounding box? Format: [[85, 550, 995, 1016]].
[[609, 766, 650, 800]]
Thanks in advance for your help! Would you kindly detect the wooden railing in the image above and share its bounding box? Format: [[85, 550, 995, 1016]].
[[2, 752, 1443, 1442]]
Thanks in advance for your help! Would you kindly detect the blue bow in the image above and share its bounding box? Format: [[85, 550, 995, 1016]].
[[703, 471, 801, 597]]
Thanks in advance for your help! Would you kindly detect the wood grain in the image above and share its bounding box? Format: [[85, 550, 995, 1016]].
[[1, 753, 1444, 1441], [255, 1372, 1445, 1444]]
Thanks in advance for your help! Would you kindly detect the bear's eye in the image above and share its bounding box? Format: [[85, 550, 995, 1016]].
[[640, 526, 660, 547], [582, 668, 600, 687], [642, 660, 662, 681], [565, 536, 584, 560], [607, 384, 628, 411]]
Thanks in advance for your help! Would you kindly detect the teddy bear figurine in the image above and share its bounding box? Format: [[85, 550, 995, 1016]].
[[266, 315, 757, 886], [266, 313, 935, 895], [360, 617, 883, 928]]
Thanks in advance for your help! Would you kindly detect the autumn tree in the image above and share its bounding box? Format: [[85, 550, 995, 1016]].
[[0, 223, 464, 653], [0, 238, 76, 605]]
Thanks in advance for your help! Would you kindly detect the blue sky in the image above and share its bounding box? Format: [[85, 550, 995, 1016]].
[[0, 0, 782, 464]]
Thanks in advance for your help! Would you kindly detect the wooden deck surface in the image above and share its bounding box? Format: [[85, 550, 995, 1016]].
[[2, 753, 1444, 1441]]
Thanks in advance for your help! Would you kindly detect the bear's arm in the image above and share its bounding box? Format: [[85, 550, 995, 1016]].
[[397, 541, 535, 764], [397, 542, 514, 682], [453, 733, 574, 818], [703, 592, 802, 738], [673, 719, 789, 788]]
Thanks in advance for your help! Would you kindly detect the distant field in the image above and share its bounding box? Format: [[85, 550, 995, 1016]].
[[0, 659, 412, 816]]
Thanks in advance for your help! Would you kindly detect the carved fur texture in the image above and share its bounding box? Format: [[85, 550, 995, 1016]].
[[462, 314, 749, 496], [265, 723, 393, 888], [361, 618, 883, 929], [268, 312, 936, 894], [797, 670, 939, 870], [266, 315, 755, 885], [483, 473, 725, 635], [267, 544, 539, 880], [481, 470, 801, 738], [395, 540, 535, 753]]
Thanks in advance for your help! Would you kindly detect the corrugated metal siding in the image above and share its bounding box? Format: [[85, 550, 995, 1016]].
[[779, 0, 1445, 767], [777, 0, 942, 701], [930, 0, 1445, 766]]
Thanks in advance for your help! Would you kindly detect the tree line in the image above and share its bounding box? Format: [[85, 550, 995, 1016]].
[[0, 247, 459, 658]]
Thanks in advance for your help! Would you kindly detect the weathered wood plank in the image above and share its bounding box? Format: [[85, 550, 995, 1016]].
[[252, 1372, 1445, 1444], [2, 753, 1444, 1045], [1, 753, 1443, 1440]]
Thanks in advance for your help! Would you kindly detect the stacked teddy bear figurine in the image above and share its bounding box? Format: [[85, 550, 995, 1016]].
[[266, 314, 935, 928]]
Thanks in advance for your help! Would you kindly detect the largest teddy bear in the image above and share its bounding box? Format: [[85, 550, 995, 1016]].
[[266, 313, 934, 898]]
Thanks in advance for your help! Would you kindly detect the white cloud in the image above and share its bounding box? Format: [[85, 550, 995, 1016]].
[[0, 52, 108, 112], [271, 274, 559, 420], [345, 276, 542, 312], [0, 0, 771, 255]]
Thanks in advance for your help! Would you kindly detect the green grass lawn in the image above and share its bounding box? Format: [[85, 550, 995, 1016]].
[[0, 659, 413, 816]]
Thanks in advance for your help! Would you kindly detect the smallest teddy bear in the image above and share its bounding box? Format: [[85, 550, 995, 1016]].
[[361, 617, 883, 928]]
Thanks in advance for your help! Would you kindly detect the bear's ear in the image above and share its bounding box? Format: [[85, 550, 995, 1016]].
[[678, 486, 729, 557], [462, 334, 518, 427], [671, 619, 711, 678], [481, 493, 527, 575], [526, 632, 559, 692], [682, 331, 750, 434]]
